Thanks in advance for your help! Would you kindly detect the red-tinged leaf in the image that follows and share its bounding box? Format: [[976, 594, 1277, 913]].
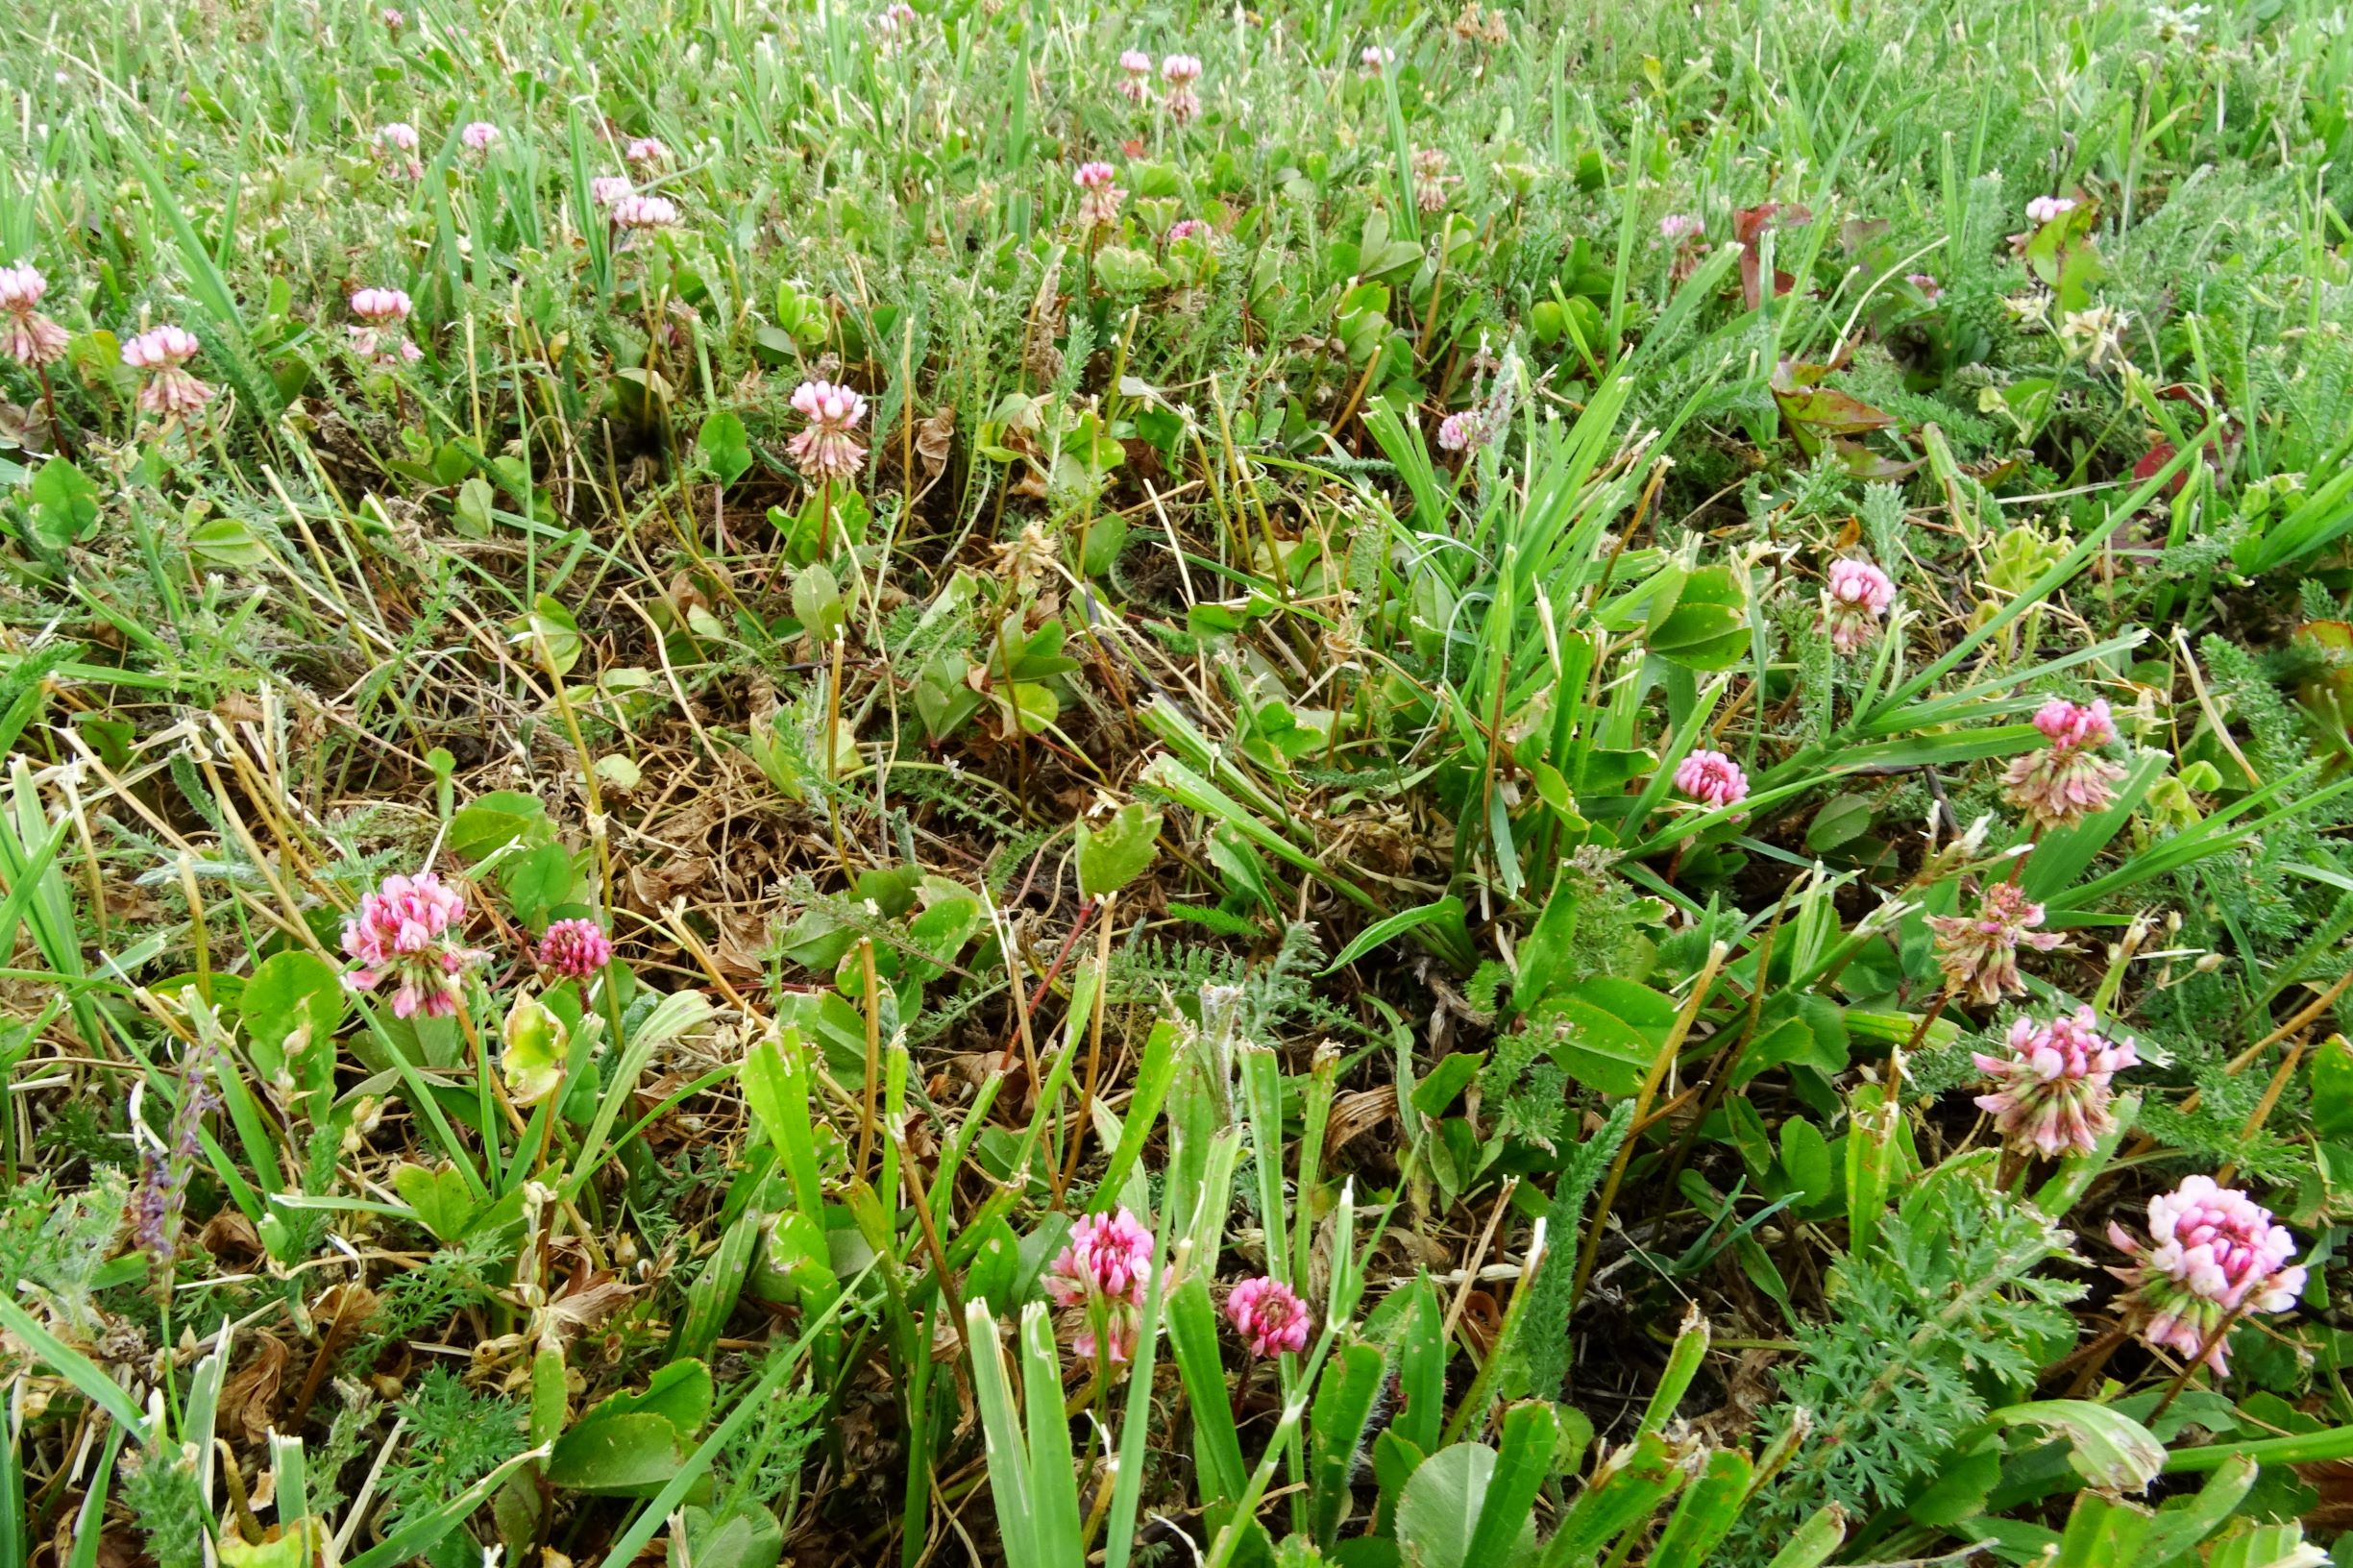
[[1773, 380, 1893, 435], [1771, 359, 1828, 393], [2132, 442, 2187, 497], [1733, 202, 1812, 243], [1735, 203, 1813, 308], [1832, 438, 1921, 479]]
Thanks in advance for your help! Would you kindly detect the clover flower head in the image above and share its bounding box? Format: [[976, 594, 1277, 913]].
[[1821, 557, 1897, 653], [1972, 1006, 2137, 1158], [1167, 218, 1211, 243], [2033, 697, 2117, 750], [1659, 212, 1704, 241], [1436, 409, 1488, 453], [2001, 697, 2126, 828], [592, 175, 634, 207], [350, 286, 412, 323], [610, 192, 680, 231], [0, 262, 67, 367], [1224, 1276, 1311, 1357], [537, 918, 615, 979], [1161, 54, 1203, 121], [1926, 880, 2065, 1006], [1044, 1206, 1155, 1361], [1908, 271, 1943, 299], [1411, 147, 1453, 213], [2109, 1175, 2304, 1374], [347, 288, 422, 364], [123, 323, 200, 370], [1074, 159, 1126, 226], [461, 120, 502, 151], [1674, 748, 1749, 811], [1360, 44, 1395, 72], [373, 121, 423, 177], [340, 870, 484, 1019], [625, 135, 671, 166], [2025, 194, 2078, 224], [1116, 48, 1154, 100], [0, 264, 48, 315], [788, 379, 869, 483], [124, 325, 216, 417]]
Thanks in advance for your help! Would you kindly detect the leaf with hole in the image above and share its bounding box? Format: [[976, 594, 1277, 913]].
[[1076, 802, 1163, 899], [548, 1411, 691, 1496], [239, 950, 345, 1095], [501, 990, 567, 1106]]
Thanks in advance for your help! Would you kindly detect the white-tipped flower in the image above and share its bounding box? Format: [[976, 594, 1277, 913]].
[[124, 324, 215, 418], [609, 192, 680, 231]]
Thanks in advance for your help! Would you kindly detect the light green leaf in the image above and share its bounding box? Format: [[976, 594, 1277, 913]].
[[698, 410, 753, 488], [29, 459, 99, 549], [1092, 245, 1169, 293], [501, 990, 568, 1106], [390, 1164, 478, 1244], [238, 950, 345, 1092], [1530, 976, 1675, 1097], [448, 790, 554, 863], [2312, 1035, 2353, 1143], [509, 594, 583, 674], [547, 1411, 689, 1496], [1076, 802, 1164, 899], [1395, 1442, 1523, 1568], [1985, 1400, 2163, 1492], [792, 563, 846, 645]]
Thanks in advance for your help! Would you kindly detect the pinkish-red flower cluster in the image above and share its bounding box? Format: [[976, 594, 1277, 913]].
[[1224, 1275, 1310, 1358], [2109, 1175, 2304, 1374], [123, 325, 214, 419], [537, 918, 615, 979], [788, 380, 869, 483], [340, 870, 483, 1019], [2001, 698, 2126, 828], [1972, 1006, 2136, 1158], [0, 264, 68, 368], [1043, 1205, 1153, 1362], [1674, 748, 1749, 811], [1926, 881, 2064, 1006], [1821, 557, 1896, 654]]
